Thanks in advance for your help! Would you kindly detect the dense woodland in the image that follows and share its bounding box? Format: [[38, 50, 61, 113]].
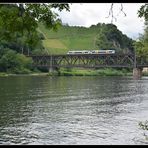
[[0, 3, 148, 74]]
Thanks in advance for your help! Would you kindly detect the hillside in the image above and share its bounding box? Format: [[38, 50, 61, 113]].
[[38, 23, 101, 54], [38, 23, 133, 55]]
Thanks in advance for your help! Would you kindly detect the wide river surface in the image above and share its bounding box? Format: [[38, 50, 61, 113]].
[[0, 76, 148, 145]]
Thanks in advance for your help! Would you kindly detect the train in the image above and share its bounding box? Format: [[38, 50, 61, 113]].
[[67, 49, 115, 55]]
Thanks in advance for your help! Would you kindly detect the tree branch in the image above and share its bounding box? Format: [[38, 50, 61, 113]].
[[106, 3, 126, 23]]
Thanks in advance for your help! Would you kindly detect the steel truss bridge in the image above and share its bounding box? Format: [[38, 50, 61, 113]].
[[29, 54, 148, 69]]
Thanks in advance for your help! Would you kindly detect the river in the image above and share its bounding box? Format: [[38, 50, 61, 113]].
[[0, 76, 148, 145]]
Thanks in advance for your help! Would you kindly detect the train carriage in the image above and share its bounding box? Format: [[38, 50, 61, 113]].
[[67, 49, 115, 54]]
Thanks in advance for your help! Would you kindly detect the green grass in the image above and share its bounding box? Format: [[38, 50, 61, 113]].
[[42, 39, 68, 54], [0, 72, 9, 77], [143, 71, 148, 76], [55, 68, 132, 76], [38, 23, 99, 54], [0, 72, 49, 77]]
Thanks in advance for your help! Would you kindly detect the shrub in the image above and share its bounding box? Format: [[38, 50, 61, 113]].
[[0, 49, 33, 74]]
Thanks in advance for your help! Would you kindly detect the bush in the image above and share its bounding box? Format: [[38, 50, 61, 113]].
[[38, 32, 45, 40], [96, 68, 124, 76], [139, 121, 148, 130], [0, 49, 33, 74]]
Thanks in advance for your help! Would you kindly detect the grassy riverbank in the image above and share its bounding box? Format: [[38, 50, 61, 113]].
[[1, 68, 148, 77], [48, 68, 132, 76], [0, 73, 9, 77], [0, 72, 49, 77], [143, 71, 148, 76]]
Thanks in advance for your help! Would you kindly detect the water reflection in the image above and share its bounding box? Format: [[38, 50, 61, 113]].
[[0, 76, 148, 144]]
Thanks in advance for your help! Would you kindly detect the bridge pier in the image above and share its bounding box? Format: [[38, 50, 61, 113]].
[[133, 68, 142, 79], [48, 67, 60, 75], [49, 67, 53, 73]]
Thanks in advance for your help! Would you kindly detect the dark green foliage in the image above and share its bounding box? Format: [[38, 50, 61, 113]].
[[0, 3, 70, 73], [0, 3, 70, 54], [135, 4, 148, 58], [38, 32, 45, 40], [138, 4, 148, 21], [134, 21, 148, 58], [95, 23, 134, 53], [0, 49, 33, 74]]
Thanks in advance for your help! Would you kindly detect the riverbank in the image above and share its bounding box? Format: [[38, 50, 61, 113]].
[[143, 72, 148, 76], [1, 68, 148, 77], [48, 68, 133, 76], [0, 72, 49, 77]]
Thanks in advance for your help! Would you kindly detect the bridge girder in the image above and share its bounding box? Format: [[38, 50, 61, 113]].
[[29, 54, 148, 69]]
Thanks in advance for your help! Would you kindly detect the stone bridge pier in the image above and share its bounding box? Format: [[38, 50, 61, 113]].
[[133, 68, 143, 79]]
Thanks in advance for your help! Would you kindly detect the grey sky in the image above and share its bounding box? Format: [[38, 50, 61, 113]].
[[56, 3, 145, 40]]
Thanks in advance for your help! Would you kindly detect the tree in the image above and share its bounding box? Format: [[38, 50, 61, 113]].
[[138, 4, 148, 21], [95, 23, 134, 53], [0, 3, 70, 54], [106, 3, 126, 23], [0, 49, 33, 73], [133, 5, 148, 58], [0, 3, 70, 73], [0, 3, 70, 34]]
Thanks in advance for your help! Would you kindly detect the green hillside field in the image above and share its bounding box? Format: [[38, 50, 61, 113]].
[[38, 23, 99, 54]]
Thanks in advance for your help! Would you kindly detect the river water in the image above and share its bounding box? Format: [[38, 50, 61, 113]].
[[0, 76, 148, 145]]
